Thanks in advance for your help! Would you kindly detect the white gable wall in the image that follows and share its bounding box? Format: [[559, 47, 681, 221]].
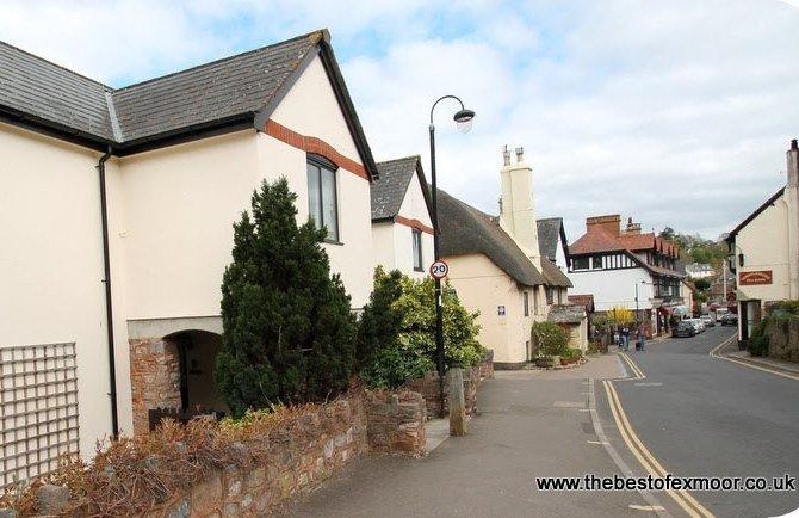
[[445, 253, 535, 364], [393, 172, 433, 279], [736, 194, 790, 303], [266, 55, 372, 308]]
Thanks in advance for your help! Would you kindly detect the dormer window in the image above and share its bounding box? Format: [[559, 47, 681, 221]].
[[306, 155, 339, 242]]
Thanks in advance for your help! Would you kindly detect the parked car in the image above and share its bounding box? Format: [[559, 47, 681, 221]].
[[719, 313, 738, 326], [700, 315, 715, 327], [687, 319, 705, 333], [674, 320, 696, 338]]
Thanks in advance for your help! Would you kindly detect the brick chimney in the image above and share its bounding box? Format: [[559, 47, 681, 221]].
[[586, 215, 621, 236], [499, 145, 541, 268], [623, 217, 642, 235]]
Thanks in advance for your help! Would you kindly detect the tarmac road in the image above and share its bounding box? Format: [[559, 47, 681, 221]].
[[600, 326, 799, 518]]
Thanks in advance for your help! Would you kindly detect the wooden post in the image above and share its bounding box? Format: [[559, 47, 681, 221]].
[[449, 368, 466, 436]]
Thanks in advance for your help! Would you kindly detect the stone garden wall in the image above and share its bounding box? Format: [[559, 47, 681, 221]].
[[764, 317, 799, 363], [3, 389, 427, 518]]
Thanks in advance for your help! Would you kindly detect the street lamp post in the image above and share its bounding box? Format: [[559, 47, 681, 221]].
[[429, 95, 475, 417]]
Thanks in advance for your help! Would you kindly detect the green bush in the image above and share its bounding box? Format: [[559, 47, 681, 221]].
[[532, 321, 569, 357], [358, 269, 483, 388], [215, 178, 357, 416], [748, 320, 769, 357], [769, 300, 799, 316]]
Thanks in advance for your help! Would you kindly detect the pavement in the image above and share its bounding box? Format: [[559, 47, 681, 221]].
[[604, 326, 799, 518], [284, 331, 799, 518], [284, 354, 654, 517]]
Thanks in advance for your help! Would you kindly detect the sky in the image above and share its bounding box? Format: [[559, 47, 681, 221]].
[[2, 0, 798, 243]]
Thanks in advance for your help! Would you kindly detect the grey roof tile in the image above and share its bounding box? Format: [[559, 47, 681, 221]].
[[373, 156, 419, 219], [537, 217, 563, 262], [0, 41, 113, 140]]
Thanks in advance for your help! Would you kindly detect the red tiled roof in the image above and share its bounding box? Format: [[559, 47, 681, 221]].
[[570, 224, 678, 258]]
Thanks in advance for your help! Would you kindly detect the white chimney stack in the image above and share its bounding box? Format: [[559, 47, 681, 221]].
[[785, 139, 799, 299], [499, 144, 541, 269]]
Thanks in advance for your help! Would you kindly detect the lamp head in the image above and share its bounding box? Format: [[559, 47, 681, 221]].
[[453, 109, 476, 133]]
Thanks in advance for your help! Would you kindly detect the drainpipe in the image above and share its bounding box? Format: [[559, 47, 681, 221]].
[[97, 146, 119, 439]]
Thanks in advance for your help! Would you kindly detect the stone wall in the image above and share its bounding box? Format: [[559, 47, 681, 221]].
[[404, 351, 494, 418], [160, 396, 368, 517], [9, 389, 427, 518], [364, 389, 427, 456], [129, 337, 181, 434], [765, 317, 799, 363]]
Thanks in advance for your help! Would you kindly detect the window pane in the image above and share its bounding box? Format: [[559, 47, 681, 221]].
[[413, 230, 422, 269], [321, 167, 338, 240], [307, 163, 321, 229]]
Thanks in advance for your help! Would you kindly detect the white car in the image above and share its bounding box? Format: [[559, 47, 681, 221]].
[[687, 319, 705, 333], [699, 315, 714, 327]]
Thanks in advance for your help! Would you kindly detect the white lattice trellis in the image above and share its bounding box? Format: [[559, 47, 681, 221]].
[[0, 343, 80, 488]]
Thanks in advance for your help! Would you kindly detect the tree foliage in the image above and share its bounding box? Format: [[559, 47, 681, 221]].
[[358, 268, 483, 388], [607, 306, 634, 324], [531, 321, 569, 357], [215, 178, 357, 416]]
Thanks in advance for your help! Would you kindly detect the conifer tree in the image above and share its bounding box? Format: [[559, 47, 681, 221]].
[[215, 178, 356, 415]]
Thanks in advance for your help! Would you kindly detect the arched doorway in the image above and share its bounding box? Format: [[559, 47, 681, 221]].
[[165, 330, 229, 414]]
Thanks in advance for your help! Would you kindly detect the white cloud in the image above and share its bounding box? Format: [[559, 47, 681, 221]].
[[1, 0, 797, 243]]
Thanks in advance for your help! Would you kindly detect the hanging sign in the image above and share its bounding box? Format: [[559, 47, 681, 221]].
[[739, 270, 773, 286]]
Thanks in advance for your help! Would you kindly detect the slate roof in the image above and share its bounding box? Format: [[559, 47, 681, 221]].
[[438, 190, 569, 287], [726, 187, 786, 242], [0, 30, 377, 178], [537, 217, 565, 262], [373, 156, 431, 220], [112, 32, 317, 144], [0, 40, 114, 140], [547, 304, 586, 324]]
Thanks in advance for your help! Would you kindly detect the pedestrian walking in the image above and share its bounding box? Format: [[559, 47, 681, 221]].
[[620, 326, 630, 351], [636, 323, 646, 351]]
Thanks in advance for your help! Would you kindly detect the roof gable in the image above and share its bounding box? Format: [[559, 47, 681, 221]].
[[373, 155, 432, 220], [726, 187, 786, 242], [537, 217, 567, 262]]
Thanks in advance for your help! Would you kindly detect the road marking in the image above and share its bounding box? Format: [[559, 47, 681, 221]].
[[630, 504, 666, 512], [633, 382, 663, 387], [709, 334, 799, 381], [604, 380, 715, 518], [617, 352, 645, 380], [586, 379, 669, 516], [553, 401, 585, 408], [586, 440, 609, 445]]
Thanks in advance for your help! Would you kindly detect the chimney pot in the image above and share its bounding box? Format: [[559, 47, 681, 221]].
[[792, 139, 798, 150], [515, 147, 524, 163], [502, 145, 510, 166]]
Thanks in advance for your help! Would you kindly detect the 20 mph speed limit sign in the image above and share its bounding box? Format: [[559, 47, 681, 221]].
[[429, 260, 449, 280]]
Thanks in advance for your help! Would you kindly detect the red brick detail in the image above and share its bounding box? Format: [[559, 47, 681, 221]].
[[395, 215, 433, 235], [263, 119, 368, 180], [129, 337, 181, 435]]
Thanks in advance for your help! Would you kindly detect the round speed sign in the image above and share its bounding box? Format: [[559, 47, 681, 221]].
[[429, 260, 449, 280]]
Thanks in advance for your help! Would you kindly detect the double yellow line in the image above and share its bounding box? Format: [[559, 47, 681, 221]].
[[603, 380, 715, 518], [618, 352, 645, 380]]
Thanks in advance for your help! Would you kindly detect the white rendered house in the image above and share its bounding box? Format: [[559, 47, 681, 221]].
[[371, 156, 434, 279], [726, 139, 799, 349], [0, 30, 379, 484]]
